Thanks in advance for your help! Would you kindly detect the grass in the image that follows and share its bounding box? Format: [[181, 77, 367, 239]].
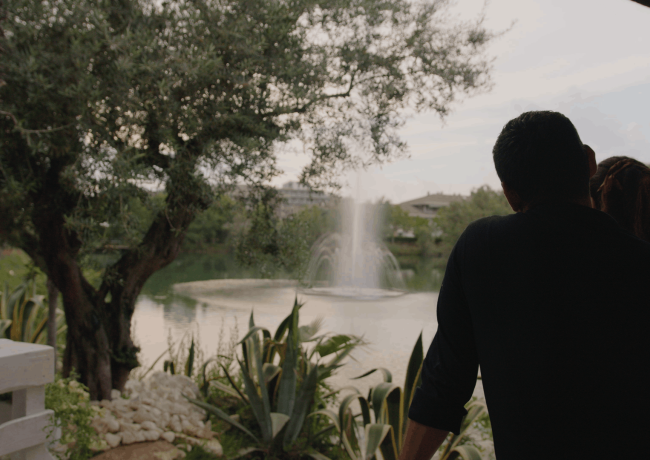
[[0, 248, 47, 295]]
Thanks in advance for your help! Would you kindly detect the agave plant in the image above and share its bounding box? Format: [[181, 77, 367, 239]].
[[0, 281, 66, 344], [185, 298, 363, 458], [321, 334, 488, 460]]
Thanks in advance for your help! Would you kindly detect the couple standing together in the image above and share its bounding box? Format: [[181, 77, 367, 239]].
[[401, 111, 650, 459]]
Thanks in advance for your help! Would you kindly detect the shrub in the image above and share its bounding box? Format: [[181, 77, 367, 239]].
[[186, 298, 363, 459], [44, 372, 105, 460]]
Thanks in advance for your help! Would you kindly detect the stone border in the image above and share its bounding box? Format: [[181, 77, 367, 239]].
[[86, 372, 223, 456]]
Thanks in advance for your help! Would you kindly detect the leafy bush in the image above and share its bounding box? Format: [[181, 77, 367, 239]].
[[44, 372, 105, 460]]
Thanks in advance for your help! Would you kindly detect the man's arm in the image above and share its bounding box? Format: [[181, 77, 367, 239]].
[[399, 419, 449, 460], [404, 232, 479, 457]]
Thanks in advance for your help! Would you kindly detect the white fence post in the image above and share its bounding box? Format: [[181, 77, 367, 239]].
[[0, 339, 56, 460]]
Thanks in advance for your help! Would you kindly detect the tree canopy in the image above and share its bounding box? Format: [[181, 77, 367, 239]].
[[0, 0, 498, 398]]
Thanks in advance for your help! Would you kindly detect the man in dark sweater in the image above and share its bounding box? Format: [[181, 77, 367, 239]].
[[400, 111, 650, 459]]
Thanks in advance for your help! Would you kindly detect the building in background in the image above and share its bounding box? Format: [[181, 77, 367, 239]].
[[398, 192, 464, 219], [231, 181, 333, 216], [278, 182, 333, 216]]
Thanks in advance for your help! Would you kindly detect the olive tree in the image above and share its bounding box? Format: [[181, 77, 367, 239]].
[[0, 0, 498, 399]]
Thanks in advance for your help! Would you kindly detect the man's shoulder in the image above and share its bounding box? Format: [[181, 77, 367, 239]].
[[463, 213, 519, 235]]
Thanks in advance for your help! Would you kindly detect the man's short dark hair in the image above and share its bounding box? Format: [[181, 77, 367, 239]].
[[492, 111, 589, 203]]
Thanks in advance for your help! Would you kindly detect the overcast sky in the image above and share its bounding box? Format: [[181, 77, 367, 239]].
[[271, 0, 650, 203]]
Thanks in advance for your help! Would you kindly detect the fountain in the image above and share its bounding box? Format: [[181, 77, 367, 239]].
[[132, 175, 450, 405], [301, 179, 407, 299]]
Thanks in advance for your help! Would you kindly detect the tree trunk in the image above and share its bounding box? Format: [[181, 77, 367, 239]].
[[99, 147, 209, 394], [46, 277, 59, 375], [34, 146, 208, 400], [102, 194, 205, 392], [35, 208, 114, 400]]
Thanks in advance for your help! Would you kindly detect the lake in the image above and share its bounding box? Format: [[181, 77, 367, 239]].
[[133, 253, 484, 397]]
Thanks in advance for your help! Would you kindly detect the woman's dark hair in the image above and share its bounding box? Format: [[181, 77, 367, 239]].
[[590, 156, 650, 242], [493, 111, 590, 203]]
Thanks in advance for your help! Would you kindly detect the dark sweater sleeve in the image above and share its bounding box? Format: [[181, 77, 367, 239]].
[[408, 235, 479, 434]]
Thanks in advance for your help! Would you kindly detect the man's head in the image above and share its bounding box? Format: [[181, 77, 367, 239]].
[[493, 111, 595, 211]]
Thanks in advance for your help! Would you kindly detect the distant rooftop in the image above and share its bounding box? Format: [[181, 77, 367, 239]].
[[398, 192, 465, 219]]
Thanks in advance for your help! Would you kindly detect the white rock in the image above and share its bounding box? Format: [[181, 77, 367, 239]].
[[182, 419, 199, 437], [106, 418, 120, 433], [128, 397, 141, 410], [111, 389, 121, 400], [174, 403, 190, 416], [175, 375, 200, 396], [161, 431, 175, 443], [155, 416, 169, 431], [112, 398, 129, 411], [143, 430, 161, 441], [158, 401, 174, 413], [170, 416, 183, 433], [121, 431, 137, 445], [100, 399, 113, 409], [203, 439, 223, 456], [91, 417, 109, 435], [119, 421, 142, 432], [133, 407, 156, 424], [124, 380, 143, 394], [104, 432, 122, 448], [141, 420, 157, 431]]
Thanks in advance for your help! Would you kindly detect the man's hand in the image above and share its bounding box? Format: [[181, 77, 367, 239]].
[[399, 419, 450, 460]]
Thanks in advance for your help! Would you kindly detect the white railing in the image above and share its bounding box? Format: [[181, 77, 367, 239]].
[[0, 339, 55, 460]]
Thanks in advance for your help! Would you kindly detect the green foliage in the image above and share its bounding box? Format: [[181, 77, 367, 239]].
[[0, 280, 66, 344], [0, 249, 47, 295], [434, 186, 513, 260], [45, 371, 105, 460], [187, 298, 363, 458], [186, 336, 196, 378], [183, 195, 239, 252], [437, 400, 489, 460], [161, 329, 206, 380], [236, 201, 336, 279], [1, 0, 498, 256], [337, 334, 488, 460], [180, 444, 221, 460]]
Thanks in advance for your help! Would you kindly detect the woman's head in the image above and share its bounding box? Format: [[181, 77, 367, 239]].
[[590, 156, 650, 242]]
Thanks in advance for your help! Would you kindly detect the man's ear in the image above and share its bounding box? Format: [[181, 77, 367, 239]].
[[583, 144, 597, 178], [502, 182, 525, 213]]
